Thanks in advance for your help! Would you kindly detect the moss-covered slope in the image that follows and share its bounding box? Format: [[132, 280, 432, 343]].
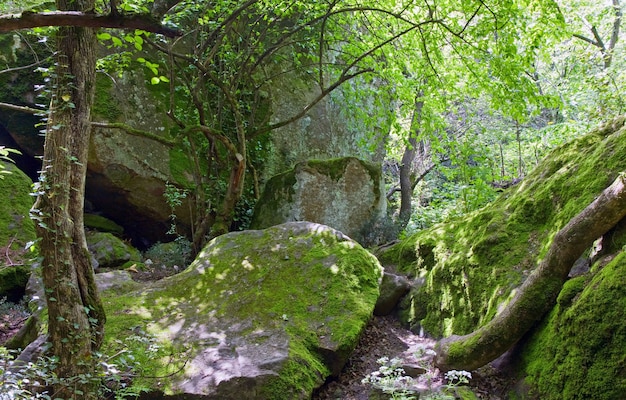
[[102, 222, 382, 399], [378, 116, 626, 337], [519, 236, 626, 400]]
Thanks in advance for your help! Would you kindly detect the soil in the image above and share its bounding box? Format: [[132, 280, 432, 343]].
[[0, 306, 28, 345], [313, 315, 514, 400]]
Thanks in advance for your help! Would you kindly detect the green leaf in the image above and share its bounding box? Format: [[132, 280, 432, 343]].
[[150, 77, 160, 85], [97, 32, 112, 40]]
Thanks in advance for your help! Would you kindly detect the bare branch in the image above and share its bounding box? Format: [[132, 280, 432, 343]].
[[0, 101, 45, 115]]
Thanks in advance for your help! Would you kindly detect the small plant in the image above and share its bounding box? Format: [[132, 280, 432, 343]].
[[362, 357, 417, 400], [445, 369, 472, 387], [164, 181, 188, 238]]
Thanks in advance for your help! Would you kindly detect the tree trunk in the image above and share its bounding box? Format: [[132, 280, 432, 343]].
[[398, 98, 425, 229], [211, 151, 246, 238], [435, 174, 626, 372], [30, 0, 105, 396]]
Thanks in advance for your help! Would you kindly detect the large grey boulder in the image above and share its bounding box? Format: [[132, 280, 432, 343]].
[[250, 158, 386, 245], [101, 222, 383, 399]]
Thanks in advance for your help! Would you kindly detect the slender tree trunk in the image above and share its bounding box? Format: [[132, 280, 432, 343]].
[[31, 0, 104, 397], [398, 98, 424, 229], [211, 151, 246, 237], [435, 174, 626, 372]]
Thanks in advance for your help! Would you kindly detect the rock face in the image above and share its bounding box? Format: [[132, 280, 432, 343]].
[[250, 158, 386, 245], [102, 222, 382, 399], [264, 74, 390, 180]]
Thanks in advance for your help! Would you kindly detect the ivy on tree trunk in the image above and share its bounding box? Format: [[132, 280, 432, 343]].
[[30, 0, 105, 397]]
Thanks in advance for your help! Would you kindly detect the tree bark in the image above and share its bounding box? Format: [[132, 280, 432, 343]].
[[0, 11, 180, 36], [435, 174, 626, 372], [30, 0, 105, 397], [398, 98, 425, 229]]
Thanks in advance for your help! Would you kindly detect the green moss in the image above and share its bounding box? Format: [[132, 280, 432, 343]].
[[84, 213, 124, 235], [87, 232, 141, 268], [93, 74, 121, 121], [168, 146, 192, 187], [556, 276, 586, 309], [380, 117, 626, 337], [0, 163, 35, 261], [0, 265, 30, 298], [520, 252, 626, 399], [249, 169, 297, 229]]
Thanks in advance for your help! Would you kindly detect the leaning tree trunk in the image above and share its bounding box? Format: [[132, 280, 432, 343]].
[[30, 0, 105, 397], [435, 174, 626, 372]]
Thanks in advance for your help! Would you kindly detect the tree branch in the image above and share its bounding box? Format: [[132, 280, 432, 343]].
[[0, 11, 181, 37], [91, 121, 176, 146], [0, 101, 45, 115]]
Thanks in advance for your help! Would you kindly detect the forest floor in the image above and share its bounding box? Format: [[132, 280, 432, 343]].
[[313, 315, 515, 400]]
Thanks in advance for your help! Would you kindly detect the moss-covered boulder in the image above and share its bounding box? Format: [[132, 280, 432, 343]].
[[84, 213, 124, 235], [515, 220, 626, 400], [0, 162, 35, 300], [101, 222, 382, 399], [251, 158, 386, 245], [86, 231, 141, 269], [378, 116, 626, 337]]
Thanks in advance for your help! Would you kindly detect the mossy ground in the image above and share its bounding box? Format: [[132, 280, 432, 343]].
[[378, 116, 626, 337], [101, 223, 382, 397]]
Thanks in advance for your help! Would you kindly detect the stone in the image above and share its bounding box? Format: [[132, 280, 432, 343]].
[[250, 158, 386, 245], [86, 231, 141, 269], [374, 272, 412, 316], [84, 213, 124, 235], [102, 222, 383, 399], [95, 270, 134, 292]]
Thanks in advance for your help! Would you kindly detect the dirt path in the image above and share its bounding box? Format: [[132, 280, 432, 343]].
[[313, 315, 512, 400]]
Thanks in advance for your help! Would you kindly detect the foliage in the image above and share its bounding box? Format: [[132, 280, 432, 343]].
[[361, 356, 419, 399], [0, 333, 157, 400], [361, 354, 474, 400], [143, 239, 192, 270]]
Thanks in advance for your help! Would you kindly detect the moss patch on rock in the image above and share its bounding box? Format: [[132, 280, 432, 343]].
[[378, 116, 626, 337], [0, 163, 35, 265], [101, 222, 382, 398], [84, 213, 124, 235], [518, 251, 626, 400]]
